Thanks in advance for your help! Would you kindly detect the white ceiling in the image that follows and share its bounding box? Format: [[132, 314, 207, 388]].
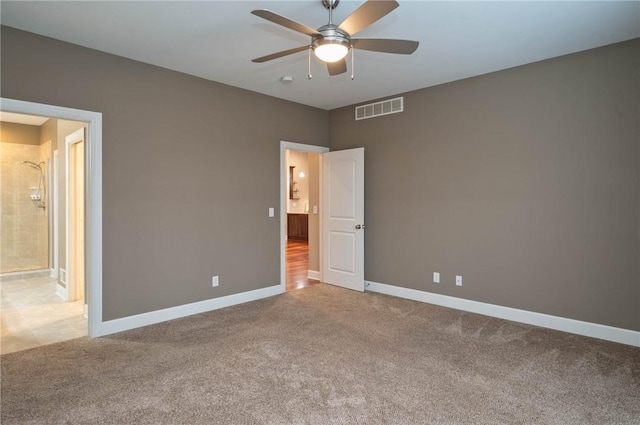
[[0, 112, 49, 126], [2, 1, 638, 110]]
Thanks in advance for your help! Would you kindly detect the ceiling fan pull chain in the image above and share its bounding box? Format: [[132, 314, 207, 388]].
[[308, 46, 313, 80], [328, 0, 333, 25], [351, 46, 355, 80]]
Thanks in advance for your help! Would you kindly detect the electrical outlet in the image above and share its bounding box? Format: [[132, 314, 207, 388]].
[[433, 272, 440, 283], [212, 276, 219, 287], [456, 275, 462, 286], [268, 207, 274, 217]]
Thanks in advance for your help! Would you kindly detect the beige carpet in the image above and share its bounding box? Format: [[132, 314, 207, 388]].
[[1, 284, 639, 424]]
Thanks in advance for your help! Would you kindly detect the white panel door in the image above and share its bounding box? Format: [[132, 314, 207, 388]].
[[322, 148, 364, 291]]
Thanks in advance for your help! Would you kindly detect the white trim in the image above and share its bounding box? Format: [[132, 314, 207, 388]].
[[100, 284, 283, 336], [47, 155, 53, 273], [318, 154, 324, 283], [86, 108, 103, 338], [56, 282, 68, 301], [0, 98, 103, 338], [51, 150, 59, 279], [65, 128, 85, 303], [280, 141, 329, 292], [0, 269, 49, 281], [307, 270, 321, 280], [365, 280, 640, 347]]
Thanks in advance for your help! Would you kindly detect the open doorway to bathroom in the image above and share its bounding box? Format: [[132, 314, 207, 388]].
[[0, 112, 88, 354], [284, 148, 322, 291]]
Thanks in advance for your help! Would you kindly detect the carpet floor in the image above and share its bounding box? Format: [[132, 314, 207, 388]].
[[1, 284, 639, 424]]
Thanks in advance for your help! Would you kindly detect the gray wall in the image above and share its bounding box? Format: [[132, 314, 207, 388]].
[[2, 25, 637, 332], [330, 39, 640, 331], [1, 26, 329, 320]]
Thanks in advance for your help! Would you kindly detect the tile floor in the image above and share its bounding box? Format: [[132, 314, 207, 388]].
[[1, 276, 87, 355]]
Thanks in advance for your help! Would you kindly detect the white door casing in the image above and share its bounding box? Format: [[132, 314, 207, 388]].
[[322, 148, 365, 292], [52, 150, 59, 279], [65, 128, 86, 302]]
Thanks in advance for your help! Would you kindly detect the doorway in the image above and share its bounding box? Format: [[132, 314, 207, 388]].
[[281, 142, 329, 291], [0, 98, 103, 338], [280, 142, 366, 293], [0, 113, 88, 353], [285, 149, 320, 291]]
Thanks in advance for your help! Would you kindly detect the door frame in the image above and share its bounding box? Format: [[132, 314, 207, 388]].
[[280, 141, 329, 292], [51, 150, 59, 279], [1, 98, 104, 337], [65, 128, 85, 302]]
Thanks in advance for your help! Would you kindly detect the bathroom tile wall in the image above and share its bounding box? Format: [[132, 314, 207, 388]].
[[0, 141, 49, 273]]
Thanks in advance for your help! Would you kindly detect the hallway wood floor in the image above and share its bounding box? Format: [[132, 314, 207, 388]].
[[286, 240, 320, 291]]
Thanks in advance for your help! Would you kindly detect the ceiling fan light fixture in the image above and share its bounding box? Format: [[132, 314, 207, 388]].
[[313, 41, 349, 63], [251, 0, 419, 76]]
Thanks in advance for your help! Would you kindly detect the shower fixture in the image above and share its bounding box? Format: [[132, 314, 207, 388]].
[[21, 160, 47, 209], [21, 160, 43, 170]]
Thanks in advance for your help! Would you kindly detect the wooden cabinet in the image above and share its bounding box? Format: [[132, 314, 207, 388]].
[[287, 214, 308, 241]]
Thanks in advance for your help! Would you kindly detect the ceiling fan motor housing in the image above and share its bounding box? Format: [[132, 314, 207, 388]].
[[312, 25, 352, 51], [321, 0, 340, 10]]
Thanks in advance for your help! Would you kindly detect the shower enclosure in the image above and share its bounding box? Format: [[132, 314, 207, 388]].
[[0, 141, 51, 274]]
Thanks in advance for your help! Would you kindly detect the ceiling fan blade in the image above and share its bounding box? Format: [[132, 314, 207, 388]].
[[351, 38, 419, 54], [327, 59, 347, 76], [338, 0, 399, 36], [251, 10, 321, 37], [252, 45, 309, 63]]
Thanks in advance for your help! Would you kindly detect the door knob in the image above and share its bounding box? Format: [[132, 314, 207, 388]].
[[355, 224, 365, 230]]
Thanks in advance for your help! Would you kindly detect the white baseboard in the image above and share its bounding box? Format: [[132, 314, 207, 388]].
[[307, 270, 321, 280], [55, 282, 68, 301], [50, 268, 58, 279], [97, 284, 283, 337], [365, 281, 640, 347]]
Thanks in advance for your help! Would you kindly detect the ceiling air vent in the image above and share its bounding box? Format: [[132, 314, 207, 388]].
[[355, 97, 403, 121]]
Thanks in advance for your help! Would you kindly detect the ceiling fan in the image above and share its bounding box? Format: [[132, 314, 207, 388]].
[[251, 0, 419, 77]]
